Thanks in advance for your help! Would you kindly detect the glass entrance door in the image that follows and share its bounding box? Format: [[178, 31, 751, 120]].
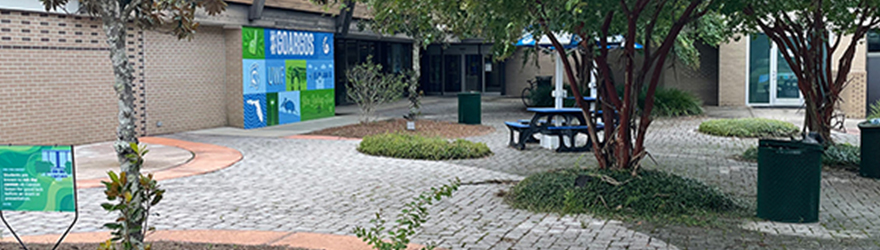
[[749, 34, 803, 106]]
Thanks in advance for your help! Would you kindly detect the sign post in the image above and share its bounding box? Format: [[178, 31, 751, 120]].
[[0, 145, 78, 250]]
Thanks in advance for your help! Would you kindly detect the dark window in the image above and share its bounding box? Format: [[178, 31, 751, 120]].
[[869, 30, 880, 52]]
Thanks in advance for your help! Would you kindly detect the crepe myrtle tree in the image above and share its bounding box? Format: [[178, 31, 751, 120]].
[[422, 0, 734, 172], [40, 0, 226, 247], [734, 0, 880, 145]]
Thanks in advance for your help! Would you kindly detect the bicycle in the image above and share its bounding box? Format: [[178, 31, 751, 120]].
[[521, 79, 537, 107]]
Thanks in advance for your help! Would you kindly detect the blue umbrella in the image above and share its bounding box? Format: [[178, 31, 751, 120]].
[[515, 33, 643, 50]]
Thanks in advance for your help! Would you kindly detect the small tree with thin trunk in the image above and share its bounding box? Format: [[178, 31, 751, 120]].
[[346, 58, 408, 123], [39, 0, 225, 248], [735, 0, 880, 145]]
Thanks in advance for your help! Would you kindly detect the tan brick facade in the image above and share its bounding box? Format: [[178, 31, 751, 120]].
[[1, 9, 234, 145], [840, 71, 867, 118], [717, 34, 869, 118], [142, 27, 228, 134], [225, 29, 243, 127], [0, 10, 119, 144]]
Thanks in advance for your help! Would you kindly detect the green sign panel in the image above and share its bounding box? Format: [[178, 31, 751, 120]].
[[0, 145, 76, 212]]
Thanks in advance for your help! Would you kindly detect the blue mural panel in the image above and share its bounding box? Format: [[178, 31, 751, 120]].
[[266, 60, 287, 93], [307, 60, 334, 90], [244, 27, 333, 129], [313, 32, 334, 60], [242, 59, 266, 94], [243, 94, 267, 129], [278, 91, 301, 124], [264, 29, 334, 60]]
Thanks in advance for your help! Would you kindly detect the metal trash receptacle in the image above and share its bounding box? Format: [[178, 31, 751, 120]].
[[757, 139, 823, 223], [859, 122, 880, 178], [458, 92, 481, 124]]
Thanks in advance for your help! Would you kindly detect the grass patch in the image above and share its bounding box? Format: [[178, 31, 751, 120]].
[[740, 143, 860, 170], [358, 133, 492, 160], [698, 118, 799, 138], [506, 168, 743, 225]]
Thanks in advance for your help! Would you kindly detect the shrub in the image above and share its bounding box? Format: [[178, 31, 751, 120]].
[[869, 99, 880, 120], [354, 179, 459, 250], [358, 133, 492, 160], [528, 83, 554, 107], [507, 168, 740, 223], [740, 143, 860, 168], [346, 57, 408, 123], [616, 86, 704, 117], [698, 118, 799, 138], [644, 88, 704, 117]]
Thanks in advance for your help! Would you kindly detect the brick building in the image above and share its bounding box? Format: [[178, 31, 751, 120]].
[[0, 0, 415, 144]]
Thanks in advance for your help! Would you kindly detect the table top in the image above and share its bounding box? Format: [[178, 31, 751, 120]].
[[564, 96, 598, 101], [527, 107, 588, 113]]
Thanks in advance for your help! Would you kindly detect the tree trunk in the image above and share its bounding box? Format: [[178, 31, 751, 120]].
[[102, 14, 145, 248], [412, 41, 421, 86]]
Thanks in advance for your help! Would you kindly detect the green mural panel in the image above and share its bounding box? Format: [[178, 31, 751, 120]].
[[285, 60, 307, 91], [0, 145, 76, 212], [266, 92, 279, 126], [242, 27, 265, 59], [301, 89, 335, 121]]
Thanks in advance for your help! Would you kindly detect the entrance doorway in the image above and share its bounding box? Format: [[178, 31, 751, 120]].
[[748, 34, 804, 106]]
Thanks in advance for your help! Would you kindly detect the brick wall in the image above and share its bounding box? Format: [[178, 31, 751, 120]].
[[142, 27, 228, 134], [225, 28, 243, 127], [1, 9, 234, 144], [0, 10, 123, 144], [840, 71, 867, 119], [717, 36, 748, 106]]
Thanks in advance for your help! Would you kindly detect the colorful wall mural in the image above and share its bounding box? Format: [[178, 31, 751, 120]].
[[242, 26, 335, 129]]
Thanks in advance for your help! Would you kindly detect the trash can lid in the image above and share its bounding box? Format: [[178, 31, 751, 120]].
[[759, 139, 823, 151], [858, 121, 880, 129]]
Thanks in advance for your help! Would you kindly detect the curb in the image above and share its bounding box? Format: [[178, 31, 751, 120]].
[[1, 230, 428, 250]]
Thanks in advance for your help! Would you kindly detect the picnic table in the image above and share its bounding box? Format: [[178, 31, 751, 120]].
[[505, 107, 604, 152]]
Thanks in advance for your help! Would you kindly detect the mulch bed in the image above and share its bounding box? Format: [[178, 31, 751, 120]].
[[306, 118, 495, 139], [0, 241, 310, 250]]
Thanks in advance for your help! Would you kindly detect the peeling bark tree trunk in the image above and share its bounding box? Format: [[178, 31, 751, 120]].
[[101, 7, 145, 247]]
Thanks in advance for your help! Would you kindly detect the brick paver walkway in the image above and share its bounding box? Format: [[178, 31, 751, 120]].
[[4, 97, 879, 249]]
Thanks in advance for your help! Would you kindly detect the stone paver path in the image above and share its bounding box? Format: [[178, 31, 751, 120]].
[[5, 97, 880, 249]]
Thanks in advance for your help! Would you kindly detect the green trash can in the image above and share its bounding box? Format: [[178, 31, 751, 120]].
[[859, 122, 880, 178], [458, 92, 481, 124], [757, 139, 823, 223]]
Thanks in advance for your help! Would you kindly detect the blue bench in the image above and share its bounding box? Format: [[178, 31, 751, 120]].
[[544, 123, 605, 152], [505, 121, 534, 149], [505, 121, 605, 152]]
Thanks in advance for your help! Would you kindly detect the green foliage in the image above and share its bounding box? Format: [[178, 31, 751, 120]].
[[824, 143, 861, 167], [346, 57, 409, 123], [507, 169, 741, 223], [741, 146, 758, 161], [869, 100, 880, 120], [698, 118, 799, 138], [528, 84, 554, 107], [354, 179, 460, 250], [741, 144, 860, 169], [358, 133, 492, 160], [615, 86, 704, 116], [646, 88, 704, 117], [41, 0, 226, 39], [98, 143, 165, 250]]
